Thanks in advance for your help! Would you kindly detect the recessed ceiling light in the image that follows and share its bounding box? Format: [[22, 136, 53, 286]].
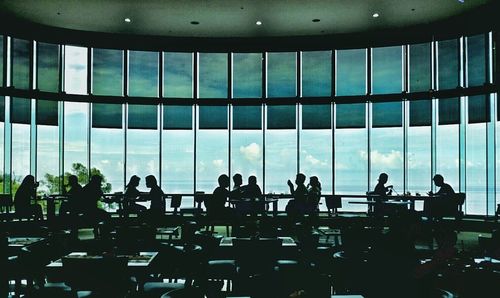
[[372, 13, 380, 18], [256, 21, 262, 26], [124, 18, 131, 23], [312, 19, 320, 23], [190, 21, 200, 25]]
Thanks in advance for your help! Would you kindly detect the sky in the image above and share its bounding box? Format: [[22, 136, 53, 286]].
[[2, 38, 495, 215]]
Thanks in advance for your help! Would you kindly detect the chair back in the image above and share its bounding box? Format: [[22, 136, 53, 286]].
[[325, 195, 342, 216], [0, 194, 13, 213], [455, 193, 466, 206], [233, 237, 283, 273], [62, 256, 129, 292], [170, 195, 182, 209], [194, 192, 206, 209]]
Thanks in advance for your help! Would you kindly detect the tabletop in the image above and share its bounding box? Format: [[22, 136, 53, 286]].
[[220, 236, 297, 247], [47, 251, 158, 268]]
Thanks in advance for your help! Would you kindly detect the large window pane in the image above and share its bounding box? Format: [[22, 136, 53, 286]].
[[162, 129, 194, 193], [301, 51, 331, 97], [300, 129, 332, 203], [436, 124, 459, 195], [267, 52, 296, 98], [128, 51, 158, 97], [437, 39, 460, 90], [0, 97, 4, 192], [467, 34, 487, 87], [64, 102, 89, 185], [265, 129, 297, 210], [372, 46, 403, 94], [91, 127, 123, 193], [231, 130, 263, 188], [12, 124, 30, 193], [37, 121, 59, 195], [196, 129, 228, 193], [335, 128, 367, 212], [164, 52, 193, 98], [408, 100, 432, 207], [64, 46, 88, 95], [233, 53, 262, 98], [37, 42, 59, 92], [409, 43, 431, 92], [336, 49, 366, 96], [92, 48, 123, 96], [0, 36, 4, 86], [198, 53, 227, 98], [126, 127, 160, 188], [12, 39, 30, 90], [126, 105, 159, 183], [370, 125, 403, 196]]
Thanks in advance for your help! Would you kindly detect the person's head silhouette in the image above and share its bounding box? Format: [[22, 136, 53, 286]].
[[433, 174, 444, 187], [145, 175, 158, 188], [378, 173, 388, 184], [296, 173, 306, 185], [127, 175, 140, 188], [233, 173, 242, 187], [248, 175, 257, 185], [68, 175, 79, 187], [89, 175, 102, 187], [218, 174, 230, 188]]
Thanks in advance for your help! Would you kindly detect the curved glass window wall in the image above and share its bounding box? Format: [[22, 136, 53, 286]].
[[0, 33, 496, 216]]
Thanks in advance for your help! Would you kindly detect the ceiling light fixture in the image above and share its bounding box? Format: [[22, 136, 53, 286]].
[[372, 13, 380, 18], [124, 18, 131, 23], [190, 21, 200, 25], [256, 21, 262, 26], [312, 19, 320, 23]]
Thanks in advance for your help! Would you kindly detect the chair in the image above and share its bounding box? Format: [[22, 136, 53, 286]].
[[180, 192, 206, 217], [233, 238, 283, 276], [169, 195, 182, 215], [325, 195, 341, 217], [0, 194, 14, 221], [62, 256, 132, 297]]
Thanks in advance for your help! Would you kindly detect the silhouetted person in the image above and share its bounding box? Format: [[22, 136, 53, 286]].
[[59, 175, 83, 216], [14, 175, 43, 221], [425, 174, 456, 219], [306, 176, 321, 215], [242, 176, 262, 198], [428, 174, 455, 197], [209, 174, 232, 218], [230, 173, 243, 200], [145, 175, 164, 216], [124, 175, 147, 214], [286, 173, 308, 217], [373, 173, 393, 196], [81, 175, 110, 222]]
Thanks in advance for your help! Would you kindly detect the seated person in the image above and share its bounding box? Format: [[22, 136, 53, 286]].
[[144, 175, 165, 216], [367, 173, 393, 214], [242, 176, 262, 198], [230, 173, 243, 200], [123, 175, 147, 214], [425, 174, 456, 218], [373, 173, 393, 197], [59, 175, 83, 217], [81, 175, 111, 222], [306, 176, 321, 215], [209, 174, 232, 218], [238, 176, 264, 215], [286, 173, 308, 217], [14, 175, 43, 221]]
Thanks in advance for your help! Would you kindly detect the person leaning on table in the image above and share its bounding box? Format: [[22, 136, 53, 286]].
[[425, 174, 456, 219]]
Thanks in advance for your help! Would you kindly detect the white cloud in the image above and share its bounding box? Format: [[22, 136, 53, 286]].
[[305, 154, 328, 167], [212, 159, 224, 168], [360, 150, 403, 169], [239, 143, 261, 162], [101, 159, 110, 164]]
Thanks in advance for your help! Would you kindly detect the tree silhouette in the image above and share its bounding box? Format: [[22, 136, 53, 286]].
[[42, 162, 112, 194]]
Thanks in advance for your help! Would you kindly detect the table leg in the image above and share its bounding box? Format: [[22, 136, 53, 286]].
[[47, 197, 55, 220]]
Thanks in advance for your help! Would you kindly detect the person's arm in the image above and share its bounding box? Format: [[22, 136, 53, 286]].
[[287, 180, 295, 195]]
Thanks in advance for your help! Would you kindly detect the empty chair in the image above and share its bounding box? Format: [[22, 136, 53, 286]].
[[325, 195, 342, 217]]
